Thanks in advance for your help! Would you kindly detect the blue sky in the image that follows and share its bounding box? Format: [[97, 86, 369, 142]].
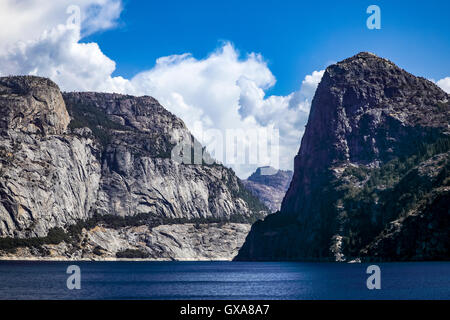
[[84, 0, 450, 96]]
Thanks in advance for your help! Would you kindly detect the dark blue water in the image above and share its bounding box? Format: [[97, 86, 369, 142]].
[[0, 261, 449, 299]]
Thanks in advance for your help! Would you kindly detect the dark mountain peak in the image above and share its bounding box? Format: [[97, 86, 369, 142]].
[[287, 53, 449, 214], [236, 53, 450, 262], [352, 51, 378, 58], [299, 51, 449, 166], [322, 52, 448, 110], [339, 51, 386, 63]]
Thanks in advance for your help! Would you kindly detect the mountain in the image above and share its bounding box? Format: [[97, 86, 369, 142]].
[[235, 52, 450, 262], [242, 167, 293, 212], [0, 76, 267, 260]]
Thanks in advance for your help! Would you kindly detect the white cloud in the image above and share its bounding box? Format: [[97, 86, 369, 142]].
[[0, 0, 122, 53], [0, 25, 132, 93], [0, 0, 324, 178], [127, 45, 323, 176], [437, 77, 450, 94], [235, 69, 324, 175], [130, 44, 275, 131]]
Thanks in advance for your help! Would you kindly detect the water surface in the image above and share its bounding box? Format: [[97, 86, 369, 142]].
[[0, 261, 448, 299]]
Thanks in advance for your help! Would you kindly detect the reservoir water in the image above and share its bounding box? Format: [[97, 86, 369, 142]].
[[0, 261, 448, 300]]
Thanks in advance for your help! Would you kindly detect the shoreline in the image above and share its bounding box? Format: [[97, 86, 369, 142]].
[[0, 256, 239, 262], [2, 257, 448, 263]]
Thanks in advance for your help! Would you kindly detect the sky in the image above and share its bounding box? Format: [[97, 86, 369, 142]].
[[0, 0, 449, 178]]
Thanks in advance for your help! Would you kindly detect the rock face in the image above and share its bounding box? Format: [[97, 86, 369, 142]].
[[236, 52, 450, 261], [0, 76, 70, 135], [242, 167, 293, 212], [0, 76, 267, 260], [0, 76, 101, 238], [63, 92, 265, 221]]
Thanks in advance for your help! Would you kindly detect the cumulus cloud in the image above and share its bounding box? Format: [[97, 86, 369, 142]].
[[235, 69, 324, 174], [0, 25, 131, 93], [130, 45, 275, 132], [437, 77, 450, 94], [128, 45, 323, 176], [0, 0, 325, 178], [0, 0, 122, 53]]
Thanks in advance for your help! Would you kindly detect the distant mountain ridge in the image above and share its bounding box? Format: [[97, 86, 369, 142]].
[[242, 167, 293, 212]]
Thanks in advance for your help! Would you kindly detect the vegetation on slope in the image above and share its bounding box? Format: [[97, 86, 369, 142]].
[[333, 135, 450, 258]]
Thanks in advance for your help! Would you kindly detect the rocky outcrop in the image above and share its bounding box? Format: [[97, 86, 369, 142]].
[[242, 167, 293, 212], [236, 52, 450, 261], [0, 76, 70, 135], [0, 76, 267, 260], [0, 76, 100, 238]]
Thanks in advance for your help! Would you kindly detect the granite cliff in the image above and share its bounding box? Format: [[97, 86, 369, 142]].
[[236, 52, 450, 261], [0, 76, 267, 260]]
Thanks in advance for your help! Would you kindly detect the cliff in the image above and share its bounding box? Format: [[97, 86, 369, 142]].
[[236, 52, 450, 261], [0, 76, 267, 260]]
